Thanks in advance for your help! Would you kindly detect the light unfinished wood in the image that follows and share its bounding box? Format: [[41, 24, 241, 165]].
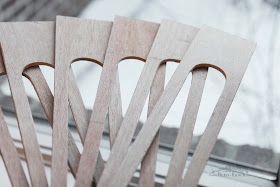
[[138, 63, 166, 187], [102, 26, 256, 187], [95, 16, 162, 187], [0, 19, 104, 186], [52, 16, 112, 187], [0, 38, 84, 187], [0, 104, 29, 187], [0, 48, 90, 187], [0, 21, 55, 187], [102, 17, 161, 187], [98, 19, 199, 187], [165, 67, 208, 186], [23, 66, 104, 185], [108, 71, 123, 147], [0, 48, 29, 187], [75, 16, 159, 187]]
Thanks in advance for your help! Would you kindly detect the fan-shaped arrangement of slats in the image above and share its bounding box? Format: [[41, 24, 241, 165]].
[[0, 16, 256, 187]]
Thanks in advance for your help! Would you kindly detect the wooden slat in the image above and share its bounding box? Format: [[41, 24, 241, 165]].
[[0, 41, 28, 187], [138, 63, 166, 187], [0, 21, 55, 187], [108, 70, 123, 147], [23, 66, 104, 185], [52, 16, 112, 186], [165, 67, 208, 186], [0, 19, 105, 186], [68, 67, 105, 184], [102, 26, 256, 187], [75, 16, 159, 187], [98, 19, 199, 187], [0, 107, 29, 187]]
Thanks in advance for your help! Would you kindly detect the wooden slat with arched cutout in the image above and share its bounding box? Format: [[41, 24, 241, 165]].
[[97, 19, 201, 187], [98, 25, 255, 187], [52, 16, 112, 186]]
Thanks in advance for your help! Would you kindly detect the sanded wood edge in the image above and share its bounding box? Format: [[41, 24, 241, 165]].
[[165, 67, 208, 186], [139, 63, 166, 187], [98, 19, 198, 187], [181, 82, 239, 186], [0, 107, 29, 187], [75, 16, 159, 187], [24, 66, 103, 186], [108, 70, 123, 148], [6, 72, 48, 186], [101, 26, 255, 187]]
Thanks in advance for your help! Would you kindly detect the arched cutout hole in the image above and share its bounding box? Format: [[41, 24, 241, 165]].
[[22, 74, 53, 142], [71, 60, 103, 111], [182, 67, 225, 175], [193, 67, 225, 136], [23, 62, 54, 73], [70, 60, 103, 151], [161, 61, 192, 146], [40, 65, 54, 95], [117, 59, 149, 138], [22, 66, 59, 183], [72, 58, 103, 67], [193, 63, 227, 79]]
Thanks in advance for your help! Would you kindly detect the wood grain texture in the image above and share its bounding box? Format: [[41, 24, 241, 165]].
[[138, 63, 166, 187], [0, 106, 29, 187], [75, 16, 159, 187], [0, 18, 105, 186], [102, 25, 256, 187], [53, 16, 112, 186], [0, 48, 28, 187], [0, 21, 55, 187], [108, 70, 123, 147], [98, 19, 199, 187], [165, 67, 208, 186], [103, 17, 165, 187], [23, 65, 104, 185], [68, 67, 105, 184]]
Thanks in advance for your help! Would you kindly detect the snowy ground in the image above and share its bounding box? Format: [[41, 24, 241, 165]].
[[1, 0, 279, 154]]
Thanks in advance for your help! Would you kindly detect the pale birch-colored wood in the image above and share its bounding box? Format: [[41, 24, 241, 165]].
[[104, 18, 162, 187], [0, 21, 55, 187], [23, 65, 104, 185], [102, 17, 163, 186], [0, 47, 28, 187], [75, 16, 159, 187], [98, 19, 199, 187], [108, 70, 123, 147], [104, 26, 256, 187], [52, 16, 112, 186], [0, 107, 29, 187], [0, 19, 105, 186], [68, 68, 89, 143], [138, 63, 166, 187], [68, 67, 105, 184], [165, 67, 208, 186]]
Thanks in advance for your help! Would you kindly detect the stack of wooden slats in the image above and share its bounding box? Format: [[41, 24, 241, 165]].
[[0, 16, 256, 187]]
